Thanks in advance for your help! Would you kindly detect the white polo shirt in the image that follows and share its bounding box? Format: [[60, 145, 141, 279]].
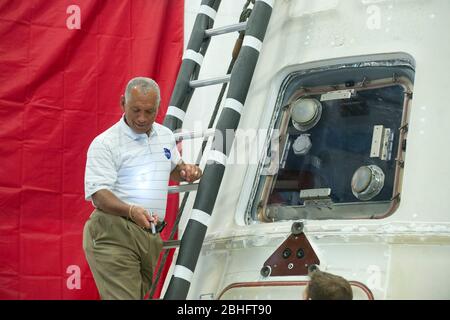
[[85, 116, 181, 220]]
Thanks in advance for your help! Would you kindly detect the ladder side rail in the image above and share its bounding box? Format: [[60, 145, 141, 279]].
[[164, 0, 274, 300], [164, 0, 221, 131]]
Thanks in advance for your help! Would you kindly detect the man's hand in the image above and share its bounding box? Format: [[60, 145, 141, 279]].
[[179, 163, 203, 183], [130, 205, 159, 229], [170, 161, 203, 183]]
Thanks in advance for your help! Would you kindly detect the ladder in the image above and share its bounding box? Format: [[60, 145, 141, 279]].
[[160, 0, 273, 300]]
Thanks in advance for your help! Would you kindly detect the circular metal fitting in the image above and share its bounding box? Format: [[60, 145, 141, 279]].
[[351, 165, 385, 201], [296, 248, 305, 259], [260, 265, 272, 277], [290, 98, 322, 132], [282, 248, 292, 259], [291, 221, 304, 235], [308, 264, 319, 274], [292, 134, 312, 156]]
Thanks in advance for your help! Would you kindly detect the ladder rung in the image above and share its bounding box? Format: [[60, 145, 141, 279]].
[[190, 74, 231, 88], [174, 128, 216, 142], [205, 21, 247, 37], [163, 240, 181, 249], [168, 183, 199, 194]]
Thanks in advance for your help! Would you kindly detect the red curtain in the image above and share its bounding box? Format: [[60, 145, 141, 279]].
[[0, 0, 183, 299]]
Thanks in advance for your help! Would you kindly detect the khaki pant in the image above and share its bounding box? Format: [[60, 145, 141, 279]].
[[82, 209, 163, 300]]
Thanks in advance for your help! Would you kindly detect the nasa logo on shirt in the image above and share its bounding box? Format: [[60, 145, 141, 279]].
[[163, 148, 171, 159]]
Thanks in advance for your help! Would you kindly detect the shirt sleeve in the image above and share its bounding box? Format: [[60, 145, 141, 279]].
[[170, 135, 182, 171], [84, 138, 118, 201]]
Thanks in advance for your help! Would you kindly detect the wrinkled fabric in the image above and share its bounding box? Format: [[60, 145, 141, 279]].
[[0, 0, 183, 299]]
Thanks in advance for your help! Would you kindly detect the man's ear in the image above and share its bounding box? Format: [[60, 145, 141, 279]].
[[120, 95, 126, 111]]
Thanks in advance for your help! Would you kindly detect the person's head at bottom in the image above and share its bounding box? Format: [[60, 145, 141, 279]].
[[303, 269, 353, 300]]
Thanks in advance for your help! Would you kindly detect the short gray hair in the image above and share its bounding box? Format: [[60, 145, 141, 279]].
[[124, 77, 161, 106]]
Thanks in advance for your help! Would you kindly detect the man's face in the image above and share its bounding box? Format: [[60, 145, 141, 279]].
[[121, 86, 159, 135]]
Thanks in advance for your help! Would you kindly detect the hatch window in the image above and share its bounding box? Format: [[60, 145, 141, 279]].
[[247, 58, 414, 222]]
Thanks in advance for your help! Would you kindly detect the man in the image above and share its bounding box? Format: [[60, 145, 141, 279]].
[[303, 269, 353, 300], [83, 77, 202, 300]]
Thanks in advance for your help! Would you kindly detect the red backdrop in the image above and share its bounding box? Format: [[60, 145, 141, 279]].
[[0, 0, 183, 299]]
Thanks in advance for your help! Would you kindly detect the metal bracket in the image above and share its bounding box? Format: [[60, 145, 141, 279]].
[[399, 123, 409, 133], [300, 188, 333, 210], [392, 73, 399, 83], [404, 91, 413, 99], [260, 222, 320, 277], [395, 158, 405, 168], [361, 76, 369, 87], [391, 193, 401, 202], [320, 89, 355, 101]]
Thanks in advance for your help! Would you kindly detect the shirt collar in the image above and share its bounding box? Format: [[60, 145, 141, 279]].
[[119, 115, 157, 140]]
